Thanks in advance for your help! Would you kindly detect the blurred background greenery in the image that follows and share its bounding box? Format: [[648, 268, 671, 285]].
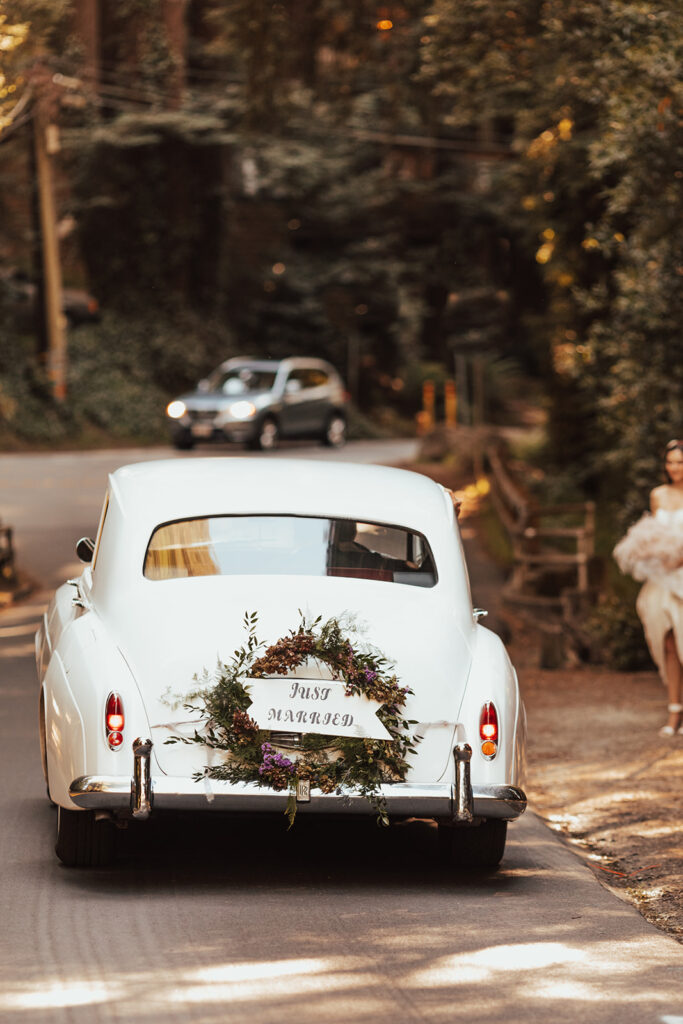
[[1, 4, 682, 644]]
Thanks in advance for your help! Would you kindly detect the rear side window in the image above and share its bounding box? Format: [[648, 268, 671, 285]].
[[287, 368, 328, 389], [303, 368, 328, 388], [144, 515, 437, 587]]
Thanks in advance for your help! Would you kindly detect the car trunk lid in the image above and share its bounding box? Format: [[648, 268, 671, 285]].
[[115, 575, 474, 782]]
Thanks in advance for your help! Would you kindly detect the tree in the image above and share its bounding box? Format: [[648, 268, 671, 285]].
[[419, 0, 683, 507], [10, 0, 680, 465], [0, 6, 30, 136], [0, 1, 72, 121]]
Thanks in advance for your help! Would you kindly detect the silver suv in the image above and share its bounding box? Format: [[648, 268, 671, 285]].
[[166, 356, 348, 451]]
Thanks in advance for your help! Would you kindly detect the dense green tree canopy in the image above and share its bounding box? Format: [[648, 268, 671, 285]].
[[418, 0, 682, 506], [0, 0, 681, 498]]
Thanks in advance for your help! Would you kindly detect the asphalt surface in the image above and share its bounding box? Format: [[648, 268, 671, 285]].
[[1, 440, 682, 1023]]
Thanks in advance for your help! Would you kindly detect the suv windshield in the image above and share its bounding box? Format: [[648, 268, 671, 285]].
[[207, 367, 277, 395], [144, 515, 437, 588]]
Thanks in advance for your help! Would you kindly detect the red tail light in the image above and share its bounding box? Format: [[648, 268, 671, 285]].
[[479, 702, 499, 759], [105, 692, 124, 750]]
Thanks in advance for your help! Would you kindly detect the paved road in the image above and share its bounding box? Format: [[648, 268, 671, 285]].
[[1, 442, 682, 1023]]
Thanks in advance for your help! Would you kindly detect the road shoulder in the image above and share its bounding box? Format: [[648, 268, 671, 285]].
[[408, 459, 683, 945]]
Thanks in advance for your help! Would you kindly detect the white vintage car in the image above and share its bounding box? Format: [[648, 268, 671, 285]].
[[35, 457, 526, 868]]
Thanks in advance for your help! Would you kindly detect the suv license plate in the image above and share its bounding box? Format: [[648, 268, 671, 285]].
[[192, 423, 213, 438]]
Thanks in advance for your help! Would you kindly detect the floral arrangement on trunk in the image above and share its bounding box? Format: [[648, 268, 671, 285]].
[[167, 612, 417, 826]]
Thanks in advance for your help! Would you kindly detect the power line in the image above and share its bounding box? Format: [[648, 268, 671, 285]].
[[37, 52, 514, 156], [0, 86, 34, 143], [1, 86, 33, 125], [0, 108, 34, 145]]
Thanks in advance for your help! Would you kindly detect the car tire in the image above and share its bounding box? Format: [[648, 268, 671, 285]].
[[39, 697, 55, 805], [251, 416, 279, 451], [437, 819, 507, 870], [321, 413, 347, 448], [55, 807, 115, 867], [172, 433, 195, 451]]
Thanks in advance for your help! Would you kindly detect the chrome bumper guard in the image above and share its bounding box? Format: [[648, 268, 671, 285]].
[[69, 740, 527, 822]]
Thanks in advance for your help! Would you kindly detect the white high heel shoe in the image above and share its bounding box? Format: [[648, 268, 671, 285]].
[[659, 702, 683, 737]]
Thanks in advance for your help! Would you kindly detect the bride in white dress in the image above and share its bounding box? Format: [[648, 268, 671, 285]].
[[613, 440, 683, 736]]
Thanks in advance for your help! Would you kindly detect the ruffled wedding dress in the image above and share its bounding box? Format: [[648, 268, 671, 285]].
[[614, 508, 683, 682]]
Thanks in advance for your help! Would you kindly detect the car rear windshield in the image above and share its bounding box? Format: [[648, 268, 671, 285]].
[[144, 515, 437, 587]]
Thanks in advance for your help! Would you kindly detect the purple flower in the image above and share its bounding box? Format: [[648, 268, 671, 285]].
[[272, 753, 295, 772], [364, 669, 378, 682], [259, 747, 296, 776]]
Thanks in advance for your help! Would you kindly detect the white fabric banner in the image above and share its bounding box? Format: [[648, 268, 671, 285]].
[[245, 677, 391, 740]]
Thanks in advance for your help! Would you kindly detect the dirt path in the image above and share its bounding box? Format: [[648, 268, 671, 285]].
[[411, 460, 683, 943], [518, 655, 683, 941]]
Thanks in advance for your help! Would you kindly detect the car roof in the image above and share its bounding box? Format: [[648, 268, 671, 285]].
[[219, 356, 336, 372], [108, 457, 448, 535], [220, 358, 281, 370]]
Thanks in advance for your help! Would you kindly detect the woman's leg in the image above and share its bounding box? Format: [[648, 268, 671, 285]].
[[663, 630, 682, 730]]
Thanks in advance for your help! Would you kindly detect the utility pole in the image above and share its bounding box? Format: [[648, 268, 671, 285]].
[[33, 65, 67, 401]]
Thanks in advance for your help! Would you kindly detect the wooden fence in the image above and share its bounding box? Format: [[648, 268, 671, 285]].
[[486, 445, 595, 664]]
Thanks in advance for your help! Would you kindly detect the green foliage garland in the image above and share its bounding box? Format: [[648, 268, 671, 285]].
[[169, 612, 417, 827]]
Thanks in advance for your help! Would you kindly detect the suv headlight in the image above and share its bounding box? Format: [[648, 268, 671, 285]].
[[167, 400, 187, 419], [229, 401, 257, 420]]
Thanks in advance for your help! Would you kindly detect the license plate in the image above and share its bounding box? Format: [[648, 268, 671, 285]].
[[192, 423, 214, 438], [296, 779, 311, 802]]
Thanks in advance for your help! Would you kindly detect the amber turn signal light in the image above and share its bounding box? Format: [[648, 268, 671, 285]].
[[479, 702, 499, 759]]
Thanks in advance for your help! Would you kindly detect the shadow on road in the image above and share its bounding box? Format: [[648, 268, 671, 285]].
[[55, 813, 523, 894]]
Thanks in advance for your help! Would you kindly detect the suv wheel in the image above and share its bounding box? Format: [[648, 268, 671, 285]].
[[322, 414, 347, 448], [252, 416, 279, 451], [172, 433, 195, 451]]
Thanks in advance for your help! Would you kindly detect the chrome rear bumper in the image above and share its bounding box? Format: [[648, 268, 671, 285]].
[[69, 738, 526, 822]]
